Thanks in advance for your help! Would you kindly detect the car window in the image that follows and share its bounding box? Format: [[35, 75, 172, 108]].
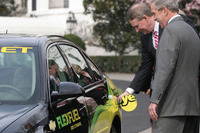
[[48, 45, 73, 93], [59, 45, 94, 87], [0, 46, 39, 103], [84, 56, 102, 81]]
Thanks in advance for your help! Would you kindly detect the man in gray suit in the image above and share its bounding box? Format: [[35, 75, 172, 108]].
[[150, 0, 200, 132]]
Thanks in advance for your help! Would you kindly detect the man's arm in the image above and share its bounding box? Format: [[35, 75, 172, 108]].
[[128, 35, 154, 94], [150, 26, 180, 104], [118, 34, 154, 103]]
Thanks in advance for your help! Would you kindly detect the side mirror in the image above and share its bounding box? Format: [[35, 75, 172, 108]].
[[51, 82, 85, 100]]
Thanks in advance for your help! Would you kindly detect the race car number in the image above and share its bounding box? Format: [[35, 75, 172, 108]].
[[1, 47, 32, 53]]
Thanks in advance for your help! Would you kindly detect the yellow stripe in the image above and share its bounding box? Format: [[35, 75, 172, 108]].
[[97, 126, 109, 133]]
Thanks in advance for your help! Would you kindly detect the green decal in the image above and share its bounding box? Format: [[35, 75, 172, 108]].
[[56, 109, 81, 130]]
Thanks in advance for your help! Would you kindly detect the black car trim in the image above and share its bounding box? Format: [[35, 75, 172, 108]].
[[84, 80, 105, 93]]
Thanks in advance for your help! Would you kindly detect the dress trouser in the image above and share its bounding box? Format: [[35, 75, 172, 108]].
[[152, 116, 199, 133]]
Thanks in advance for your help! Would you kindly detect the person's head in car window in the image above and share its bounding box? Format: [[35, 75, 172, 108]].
[[49, 59, 59, 78], [72, 64, 92, 79]]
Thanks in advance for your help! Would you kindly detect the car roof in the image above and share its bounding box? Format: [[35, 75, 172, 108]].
[[0, 34, 71, 47]]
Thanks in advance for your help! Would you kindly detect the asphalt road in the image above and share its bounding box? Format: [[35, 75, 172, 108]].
[[112, 80, 151, 133]]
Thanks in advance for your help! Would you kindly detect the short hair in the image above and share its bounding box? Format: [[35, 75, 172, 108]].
[[127, 3, 153, 21], [48, 59, 56, 68], [151, 0, 179, 12]]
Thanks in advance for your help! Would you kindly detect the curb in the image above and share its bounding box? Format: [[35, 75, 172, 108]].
[[104, 72, 134, 82]]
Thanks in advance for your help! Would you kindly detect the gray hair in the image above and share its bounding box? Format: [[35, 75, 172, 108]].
[[151, 0, 179, 12], [127, 3, 153, 21]]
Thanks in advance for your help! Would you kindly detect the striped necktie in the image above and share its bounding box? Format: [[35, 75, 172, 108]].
[[154, 30, 159, 50], [54, 77, 59, 86]]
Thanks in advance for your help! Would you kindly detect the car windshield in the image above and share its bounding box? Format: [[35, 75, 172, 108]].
[[0, 46, 39, 104]]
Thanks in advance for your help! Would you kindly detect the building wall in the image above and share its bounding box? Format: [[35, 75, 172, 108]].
[[25, 0, 95, 42], [27, 0, 84, 17], [8, 0, 138, 56]]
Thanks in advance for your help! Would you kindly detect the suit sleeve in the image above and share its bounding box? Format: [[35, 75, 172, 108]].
[[150, 27, 180, 104], [128, 35, 154, 94]]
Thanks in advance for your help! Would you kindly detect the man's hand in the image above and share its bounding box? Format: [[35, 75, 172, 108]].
[[117, 91, 130, 103], [143, 89, 151, 95], [148, 102, 158, 121]]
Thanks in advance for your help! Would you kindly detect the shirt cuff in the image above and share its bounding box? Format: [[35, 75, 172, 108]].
[[126, 87, 135, 94]]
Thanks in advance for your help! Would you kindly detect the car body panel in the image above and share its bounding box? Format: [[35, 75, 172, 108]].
[[0, 104, 34, 132], [1, 101, 48, 133]]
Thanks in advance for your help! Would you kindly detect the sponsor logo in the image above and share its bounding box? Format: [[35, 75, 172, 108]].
[[49, 120, 56, 131], [56, 108, 82, 130], [120, 95, 137, 112]]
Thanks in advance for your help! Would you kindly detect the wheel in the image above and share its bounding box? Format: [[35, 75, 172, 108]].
[[110, 124, 118, 133], [0, 85, 26, 99]]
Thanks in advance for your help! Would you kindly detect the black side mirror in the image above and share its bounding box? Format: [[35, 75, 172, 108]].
[[51, 82, 85, 100]]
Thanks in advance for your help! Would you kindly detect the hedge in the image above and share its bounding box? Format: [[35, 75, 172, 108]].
[[90, 56, 141, 73]]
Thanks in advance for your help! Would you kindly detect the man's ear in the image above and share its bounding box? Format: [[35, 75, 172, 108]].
[[143, 15, 148, 20], [163, 6, 168, 16]]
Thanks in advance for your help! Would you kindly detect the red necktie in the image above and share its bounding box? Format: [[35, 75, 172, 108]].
[[154, 31, 159, 49], [55, 78, 59, 86]]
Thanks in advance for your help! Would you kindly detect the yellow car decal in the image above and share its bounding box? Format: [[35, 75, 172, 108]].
[[90, 76, 121, 133], [1, 47, 32, 53]]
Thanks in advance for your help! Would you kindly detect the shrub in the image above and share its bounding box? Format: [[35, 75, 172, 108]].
[[63, 34, 86, 51], [90, 56, 141, 73]]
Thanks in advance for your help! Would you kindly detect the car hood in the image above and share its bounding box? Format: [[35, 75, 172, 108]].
[[0, 104, 37, 132]]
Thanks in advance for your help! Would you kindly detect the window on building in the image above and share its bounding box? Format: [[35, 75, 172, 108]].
[[64, 0, 69, 8], [21, 0, 27, 8], [49, 0, 69, 9], [32, 0, 36, 11]]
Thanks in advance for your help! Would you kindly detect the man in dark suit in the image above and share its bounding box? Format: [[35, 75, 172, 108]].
[[118, 3, 198, 100], [49, 59, 60, 93], [149, 0, 200, 132]]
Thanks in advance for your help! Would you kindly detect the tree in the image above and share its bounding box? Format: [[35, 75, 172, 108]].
[[0, 0, 11, 16], [0, 0, 19, 16], [83, 0, 200, 56], [10, 0, 19, 16], [83, 0, 141, 56], [0, 5, 11, 16], [179, 0, 200, 33], [63, 34, 86, 51], [135, 0, 200, 33]]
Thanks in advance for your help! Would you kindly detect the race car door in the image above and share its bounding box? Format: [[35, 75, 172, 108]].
[[59, 44, 110, 133], [47, 44, 89, 133]]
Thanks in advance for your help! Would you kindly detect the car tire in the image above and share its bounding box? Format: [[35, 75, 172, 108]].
[[110, 124, 118, 133]]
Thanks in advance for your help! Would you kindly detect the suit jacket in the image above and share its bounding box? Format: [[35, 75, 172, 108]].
[[128, 14, 198, 94], [50, 76, 60, 93], [128, 27, 163, 94], [150, 16, 200, 116]]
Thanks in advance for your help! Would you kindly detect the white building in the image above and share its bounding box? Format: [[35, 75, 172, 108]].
[[1, 0, 94, 38], [0, 0, 138, 56]]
